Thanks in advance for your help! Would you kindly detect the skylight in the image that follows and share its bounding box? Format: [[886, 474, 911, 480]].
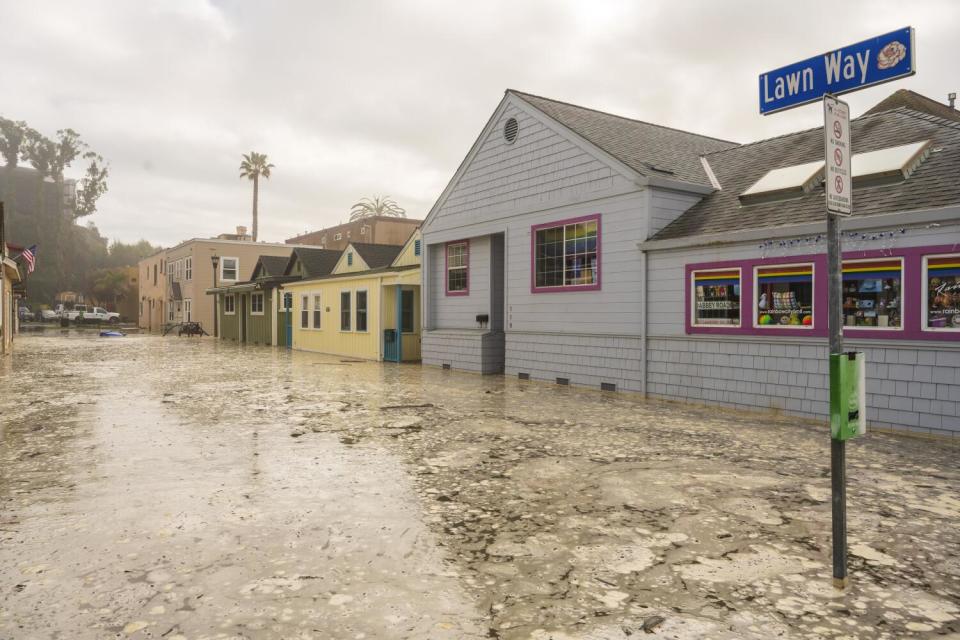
[[852, 140, 931, 183], [739, 139, 933, 204], [740, 160, 824, 201]]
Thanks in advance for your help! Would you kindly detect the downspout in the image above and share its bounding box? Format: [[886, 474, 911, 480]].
[[640, 248, 648, 399]]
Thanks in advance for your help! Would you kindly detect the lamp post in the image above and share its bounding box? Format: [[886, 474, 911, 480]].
[[211, 254, 220, 338]]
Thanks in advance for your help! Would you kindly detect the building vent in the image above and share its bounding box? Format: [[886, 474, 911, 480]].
[[556, 377, 569, 386], [503, 117, 519, 144], [601, 382, 617, 392], [518, 372, 530, 380], [442, 363, 451, 370]]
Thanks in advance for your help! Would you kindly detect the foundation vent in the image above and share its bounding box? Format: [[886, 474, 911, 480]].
[[442, 363, 451, 370], [556, 377, 569, 386], [601, 382, 617, 392], [518, 372, 530, 380]]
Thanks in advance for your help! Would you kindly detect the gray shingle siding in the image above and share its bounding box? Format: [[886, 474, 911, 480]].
[[646, 336, 960, 437]]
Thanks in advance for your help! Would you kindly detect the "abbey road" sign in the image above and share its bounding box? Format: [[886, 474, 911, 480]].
[[759, 27, 915, 115]]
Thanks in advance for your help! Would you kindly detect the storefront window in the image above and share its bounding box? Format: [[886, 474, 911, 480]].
[[925, 254, 960, 331], [691, 268, 740, 326], [842, 259, 902, 329], [755, 263, 814, 328]]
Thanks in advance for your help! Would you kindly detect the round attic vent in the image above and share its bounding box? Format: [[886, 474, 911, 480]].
[[503, 117, 519, 144]]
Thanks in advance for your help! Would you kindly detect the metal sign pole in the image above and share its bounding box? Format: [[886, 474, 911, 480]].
[[824, 93, 851, 589], [827, 210, 848, 589]]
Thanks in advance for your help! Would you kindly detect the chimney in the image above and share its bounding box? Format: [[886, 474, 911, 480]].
[[949, 93, 957, 110], [236, 225, 247, 236]]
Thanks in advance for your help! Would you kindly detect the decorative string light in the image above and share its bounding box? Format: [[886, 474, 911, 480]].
[[757, 228, 908, 259]]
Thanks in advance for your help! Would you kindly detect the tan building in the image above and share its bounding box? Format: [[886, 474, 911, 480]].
[[138, 236, 306, 334], [286, 216, 421, 250]]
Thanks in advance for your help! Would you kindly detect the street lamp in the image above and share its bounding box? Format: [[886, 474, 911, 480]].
[[211, 254, 220, 338]]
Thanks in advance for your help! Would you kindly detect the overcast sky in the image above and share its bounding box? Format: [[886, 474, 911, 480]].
[[3, 0, 957, 247]]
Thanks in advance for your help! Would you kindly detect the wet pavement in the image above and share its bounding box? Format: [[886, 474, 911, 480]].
[[1, 333, 958, 640]]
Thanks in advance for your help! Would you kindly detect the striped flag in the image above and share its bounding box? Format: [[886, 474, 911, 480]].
[[18, 245, 37, 274]]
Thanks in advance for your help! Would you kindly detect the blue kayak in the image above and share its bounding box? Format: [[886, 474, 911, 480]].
[[99, 331, 125, 337]]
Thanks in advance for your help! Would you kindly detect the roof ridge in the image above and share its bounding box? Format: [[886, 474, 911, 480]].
[[507, 89, 739, 146], [700, 105, 960, 159], [889, 105, 960, 131]]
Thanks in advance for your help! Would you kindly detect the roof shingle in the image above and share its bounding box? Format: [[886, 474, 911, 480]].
[[350, 242, 403, 269], [510, 90, 738, 187], [651, 108, 960, 241], [289, 247, 342, 278]]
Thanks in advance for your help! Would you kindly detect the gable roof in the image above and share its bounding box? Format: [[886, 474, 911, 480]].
[[285, 247, 342, 278], [251, 254, 291, 280], [650, 107, 960, 242], [510, 90, 738, 187], [863, 89, 960, 123], [350, 242, 403, 269]]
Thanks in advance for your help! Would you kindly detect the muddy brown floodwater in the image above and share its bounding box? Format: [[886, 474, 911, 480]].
[[1, 333, 959, 640]]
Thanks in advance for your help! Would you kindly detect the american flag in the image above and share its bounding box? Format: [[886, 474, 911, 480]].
[[19, 245, 37, 274]]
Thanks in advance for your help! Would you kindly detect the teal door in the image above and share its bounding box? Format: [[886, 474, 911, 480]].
[[285, 309, 292, 348]]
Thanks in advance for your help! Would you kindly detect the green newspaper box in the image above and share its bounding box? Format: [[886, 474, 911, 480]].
[[830, 351, 866, 441]]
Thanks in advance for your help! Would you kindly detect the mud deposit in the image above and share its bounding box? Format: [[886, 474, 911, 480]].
[[1, 334, 958, 639]]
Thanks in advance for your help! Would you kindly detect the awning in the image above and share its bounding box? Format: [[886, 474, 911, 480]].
[[1, 257, 21, 283]]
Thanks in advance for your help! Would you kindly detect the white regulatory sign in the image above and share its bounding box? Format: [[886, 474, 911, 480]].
[[824, 94, 852, 216]]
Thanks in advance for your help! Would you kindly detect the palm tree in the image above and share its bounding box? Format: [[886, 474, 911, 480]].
[[349, 195, 406, 222], [239, 152, 274, 242]]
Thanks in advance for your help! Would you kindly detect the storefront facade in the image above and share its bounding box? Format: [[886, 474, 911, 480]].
[[423, 89, 960, 436], [641, 105, 960, 436]]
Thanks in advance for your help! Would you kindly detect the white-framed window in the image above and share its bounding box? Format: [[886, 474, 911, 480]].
[[360, 225, 369, 235], [754, 263, 815, 329], [334, 233, 342, 241], [445, 241, 469, 295], [224, 294, 236, 315], [221, 257, 239, 281], [184, 299, 192, 322], [251, 292, 264, 315], [842, 257, 903, 330], [356, 290, 368, 332], [282, 292, 293, 313], [923, 252, 960, 331], [347, 252, 353, 266], [691, 268, 741, 327], [300, 294, 309, 329], [313, 294, 322, 329], [168, 300, 174, 321], [340, 290, 351, 331], [185, 257, 192, 281]]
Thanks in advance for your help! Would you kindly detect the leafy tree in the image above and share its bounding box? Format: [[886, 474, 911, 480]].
[[91, 267, 129, 308], [239, 151, 274, 242], [75, 152, 109, 218], [349, 195, 406, 221], [0, 117, 29, 223]]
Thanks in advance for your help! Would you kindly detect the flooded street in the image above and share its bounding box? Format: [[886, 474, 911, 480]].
[[1, 333, 959, 640]]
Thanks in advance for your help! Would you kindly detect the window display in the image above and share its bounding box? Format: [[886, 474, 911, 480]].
[[925, 254, 960, 330], [692, 269, 740, 326], [842, 259, 902, 329], [755, 264, 814, 328]]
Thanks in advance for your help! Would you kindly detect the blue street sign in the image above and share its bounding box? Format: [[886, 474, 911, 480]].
[[759, 27, 915, 115]]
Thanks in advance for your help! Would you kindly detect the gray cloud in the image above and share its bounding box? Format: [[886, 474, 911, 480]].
[[3, 0, 956, 246]]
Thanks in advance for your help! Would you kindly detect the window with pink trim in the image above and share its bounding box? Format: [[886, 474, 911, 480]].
[[532, 215, 600, 292], [446, 241, 468, 295]]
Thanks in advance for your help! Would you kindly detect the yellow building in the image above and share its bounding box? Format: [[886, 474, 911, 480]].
[[285, 231, 422, 362]]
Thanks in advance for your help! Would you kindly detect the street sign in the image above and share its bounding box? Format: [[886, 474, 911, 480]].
[[824, 95, 852, 216], [759, 27, 915, 114]]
